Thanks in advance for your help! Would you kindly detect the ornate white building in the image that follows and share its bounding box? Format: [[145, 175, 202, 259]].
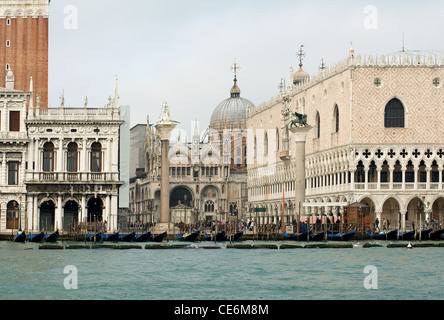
[[247, 48, 444, 232], [0, 71, 29, 232], [0, 72, 124, 235]]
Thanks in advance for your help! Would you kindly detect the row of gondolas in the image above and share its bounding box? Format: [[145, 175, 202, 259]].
[[12, 229, 244, 243], [12, 230, 168, 243], [179, 230, 244, 242], [283, 228, 444, 242]]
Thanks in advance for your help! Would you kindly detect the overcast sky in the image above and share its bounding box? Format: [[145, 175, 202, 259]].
[[48, 0, 444, 139]]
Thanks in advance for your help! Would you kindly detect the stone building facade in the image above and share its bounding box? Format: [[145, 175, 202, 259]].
[[0, 0, 126, 236], [247, 48, 444, 232], [129, 77, 254, 226], [0, 73, 123, 235], [0, 73, 30, 232]]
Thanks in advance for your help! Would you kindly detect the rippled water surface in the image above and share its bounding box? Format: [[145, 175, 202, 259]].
[[1, 241, 443, 300]]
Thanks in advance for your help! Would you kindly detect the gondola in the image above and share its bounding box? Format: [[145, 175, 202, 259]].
[[45, 230, 59, 243], [328, 230, 356, 242], [284, 232, 309, 241], [103, 232, 119, 242], [13, 231, 27, 243], [118, 232, 136, 242], [86, 232, 102, 242], [134, 232, 152, 242], [367, 229, 398, 240], [232, 231, 243, 242], [429, 229, 444, 241], [415, 229, 432, 240], [28, 232, 45, 243], [310, 231, 326, 242], [152, 232, 167, 243], [215, 231, 227, 242], [177, 231, 200, 242], [399, 230, 415, 241]]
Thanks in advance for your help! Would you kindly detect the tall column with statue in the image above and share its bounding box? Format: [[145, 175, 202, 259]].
[[154, 102, 179, 232], [289, 112, 312, 233]]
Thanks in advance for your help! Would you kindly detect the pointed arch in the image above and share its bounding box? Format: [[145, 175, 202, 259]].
[[315, 111, 321, 138], [333, 104, 339, 133]]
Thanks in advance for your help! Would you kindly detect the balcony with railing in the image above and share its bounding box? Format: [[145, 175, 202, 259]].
[[306, 180, 443, 196], [29, 106, 120, 122], [26, 171, 120, 183]]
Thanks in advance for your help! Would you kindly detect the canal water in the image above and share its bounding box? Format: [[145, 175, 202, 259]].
[[1, 240, 443, 300]]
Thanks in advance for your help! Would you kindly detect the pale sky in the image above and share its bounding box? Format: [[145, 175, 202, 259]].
[[48, 0, 444, 139]]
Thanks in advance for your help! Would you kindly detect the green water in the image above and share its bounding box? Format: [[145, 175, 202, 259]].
[[1, 241, 443, 300]]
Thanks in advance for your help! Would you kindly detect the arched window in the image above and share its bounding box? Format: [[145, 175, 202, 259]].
[[315, 112, 321, 138], [205, 200, 215, 212], [67, 142, 78, 172], [6, 201, 19, 229], [43, 142, 54, 172], [170, 187, 193, 207], [385, 98, 405, 128], [91, 142, 102, 172], [333, 105, 339, 133]]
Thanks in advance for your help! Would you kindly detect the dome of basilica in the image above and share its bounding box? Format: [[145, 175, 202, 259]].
[[210, 77, 255, 131]]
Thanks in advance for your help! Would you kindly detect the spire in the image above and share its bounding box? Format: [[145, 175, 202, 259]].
[[230, 58, 241, 98], [193, 119, 199, 140], [113, 76, 119, 109], [60, 90, 65, 107], [349, 42, 355, 58], [297, 45, 306, 68]]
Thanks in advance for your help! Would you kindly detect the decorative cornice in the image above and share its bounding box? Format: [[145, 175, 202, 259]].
[[250, 51, 444, 118], [0, 0, 50, 19]]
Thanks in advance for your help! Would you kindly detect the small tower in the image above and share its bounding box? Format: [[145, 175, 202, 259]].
[[191, 119, 200, 165], [293, 45, 310, 85]]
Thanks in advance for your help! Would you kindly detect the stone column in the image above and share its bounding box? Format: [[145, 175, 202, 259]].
[[426, 166, 431, 190], [33, 196, 38, 232], [56, 195, 63, 231], [105, 194, 111, 231], [81, 195, 86, 224], [27, 195, 34, 233], [377, 167, 381, 190], [289, 125, 312, 233], [154, 103, 179, 232], [401, 212, 407, 233]]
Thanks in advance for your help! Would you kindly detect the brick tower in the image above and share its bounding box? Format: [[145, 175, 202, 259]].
[[0, 0, 49, 111]]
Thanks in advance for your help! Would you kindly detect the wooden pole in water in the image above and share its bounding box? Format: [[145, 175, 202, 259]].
[[298, 202, 301, 234]]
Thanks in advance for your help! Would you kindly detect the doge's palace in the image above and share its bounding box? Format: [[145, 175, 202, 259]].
[[247, 47, 444, 232]]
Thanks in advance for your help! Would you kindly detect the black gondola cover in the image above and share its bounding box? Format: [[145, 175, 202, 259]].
[[13, 231, 26, 243], [45, 230, 59, 243]]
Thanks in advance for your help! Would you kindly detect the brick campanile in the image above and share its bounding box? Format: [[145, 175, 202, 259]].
[[0, 0, 49, 111]]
